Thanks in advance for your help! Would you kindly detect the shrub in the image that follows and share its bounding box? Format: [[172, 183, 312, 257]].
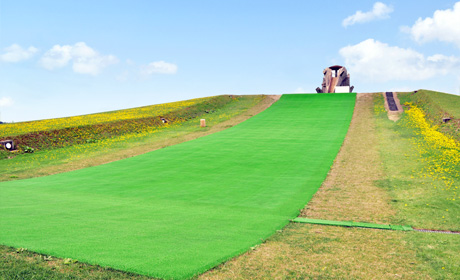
[[23, 146, 35, 153]]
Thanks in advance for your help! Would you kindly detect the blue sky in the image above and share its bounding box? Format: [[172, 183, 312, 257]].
[[1, 1, 460, 122]]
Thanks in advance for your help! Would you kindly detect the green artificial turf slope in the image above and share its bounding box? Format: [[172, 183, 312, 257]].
[[0, 93, 356, 279]]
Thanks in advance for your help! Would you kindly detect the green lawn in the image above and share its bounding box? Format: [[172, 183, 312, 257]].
[[398, 89, 460, 142], [375, 94, 460, 231], [375, 94, 460, 278], [0, 93, 356, 279], [201, 92, 460, 280], [1, 95, 264, 182], [417, 89, 460, 118]]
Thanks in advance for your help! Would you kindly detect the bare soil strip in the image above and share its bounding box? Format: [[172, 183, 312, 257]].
[[301, 92, 395, 223], [201, 93, 427, 279]]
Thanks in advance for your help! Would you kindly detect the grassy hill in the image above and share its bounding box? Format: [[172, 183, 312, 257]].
[[202, 90, 460, 279], [1, 95, 241, 152], [0, 95, 268, 182], [0, 94, 356, 279], [1, 90, 459, 280], [0, 97, 208, 138], [398, 89, 460, 141]]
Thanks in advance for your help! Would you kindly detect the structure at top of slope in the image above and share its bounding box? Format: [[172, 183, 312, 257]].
[[316, 65, 354, 93]]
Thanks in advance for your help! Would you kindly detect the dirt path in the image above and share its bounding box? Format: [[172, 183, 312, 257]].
[[301, 92, 395, 223], [201, 93, 426, 279]]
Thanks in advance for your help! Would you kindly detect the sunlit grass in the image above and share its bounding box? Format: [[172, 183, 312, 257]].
[[2, 92, 459, 279], [1, 95, 266, 182], [0, 98, 207, 137], [0, 94, 273, 280], [403, 103, 459, 201], [375, 94, 459, 231], [373, 93, 460, 279], [4, 96, 239, 152], [398, 90, 460, 142]]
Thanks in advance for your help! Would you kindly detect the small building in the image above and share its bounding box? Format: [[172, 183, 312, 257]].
[[316, 65, 354, 93]]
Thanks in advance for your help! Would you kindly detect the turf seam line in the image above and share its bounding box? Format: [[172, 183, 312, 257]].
[[291, 217, 413, 231], [413, 228, 460, 235], [293, 218, 460, 235]]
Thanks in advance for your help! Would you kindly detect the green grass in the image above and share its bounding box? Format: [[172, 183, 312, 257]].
[[0, 245, 154, 280], [398, 89, 460, 141], [0, 93, 356, 279], [413, 89, 460, 118], [202, 92, 460, 280], [5, 95, 237, 152], [1, 94, 268, 280], [0, 96, 210, 137], [2, 91, 459, 280], [374, 93, 460, 279], [1, 95, 264, 182], [398, 89, 460, 118], [375, 94, 459, 231], [428, 91, 460, 118]]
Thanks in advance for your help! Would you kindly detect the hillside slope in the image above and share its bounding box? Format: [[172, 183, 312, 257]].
[[0, 93, 356, 279], [0, 95, 267, 182], [202, 91, 460, 279], [398, 89, 460, 141], [2, 95, 237, 151]]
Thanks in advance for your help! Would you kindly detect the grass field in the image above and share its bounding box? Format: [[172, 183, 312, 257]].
[[1, 95, 266, 182], [2, 90, 458, 279], [202, 91, 460, 279], [0, 93, 356, 279], [398, 89, 460, 142], [0, 97, 207, 137], [375, 92, 460, 278], [1, 94, 273, 280], [400, 89, 460, 119], [4, 95, 239, 152]]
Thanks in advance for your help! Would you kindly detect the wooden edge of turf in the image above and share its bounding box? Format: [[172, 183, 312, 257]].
[[291, 217, 414, 231]]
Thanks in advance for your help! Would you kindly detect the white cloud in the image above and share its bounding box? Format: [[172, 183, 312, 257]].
[[141, 61, 178, 75], [72, 55, 118, 76], [342, 2, 393, 27], [402, 2, 460, 48], [40, 45, 73, 69], [339, 39, 460, 82], [40, 42, 118, 75], [294, 87, 305, 93], [0, 97, 14, 107], [0, 44, 38, 62]]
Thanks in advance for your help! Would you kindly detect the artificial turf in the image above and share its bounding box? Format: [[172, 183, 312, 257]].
[[0, 93, 356, 279]]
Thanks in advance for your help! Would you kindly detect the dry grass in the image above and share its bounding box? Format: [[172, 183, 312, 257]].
[[202, 224, 425, 280], [1, 245, 156, 280]]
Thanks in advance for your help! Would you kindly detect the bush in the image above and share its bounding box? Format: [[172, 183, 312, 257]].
[[23, 146, 35, 153]]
